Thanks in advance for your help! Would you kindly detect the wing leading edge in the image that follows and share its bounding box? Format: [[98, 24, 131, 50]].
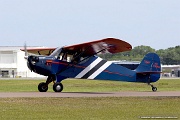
[[21, 47, 56, 56]]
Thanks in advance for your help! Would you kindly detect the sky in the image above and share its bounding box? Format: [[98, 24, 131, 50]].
[[0, 0, 179, 50]]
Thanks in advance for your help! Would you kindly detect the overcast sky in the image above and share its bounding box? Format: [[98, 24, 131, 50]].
[[0, 0, 179, 50]]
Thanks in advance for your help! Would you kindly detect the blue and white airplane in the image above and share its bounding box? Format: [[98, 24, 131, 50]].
[[21, 38, 161, 92]]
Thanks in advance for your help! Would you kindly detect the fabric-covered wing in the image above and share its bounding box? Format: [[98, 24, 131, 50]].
[[63, 38, 132, 56], [21, 47, 56, 56]]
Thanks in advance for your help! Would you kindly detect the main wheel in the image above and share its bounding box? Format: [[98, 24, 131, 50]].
[[152, 86, 157, 92], [53, 82, 63, 92], [38, 82, 48, 92]]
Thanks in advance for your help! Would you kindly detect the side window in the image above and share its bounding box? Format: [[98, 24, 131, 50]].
[[59, 52, 73, 62], [67, 55, 73, 62], [59, 53, 63, 60], [62, 53, 67, 61], [59, 53, 67, 61]]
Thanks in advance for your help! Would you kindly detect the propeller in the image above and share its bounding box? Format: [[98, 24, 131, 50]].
[[23, 42, 39, 72], [24, 42, 28, 59]]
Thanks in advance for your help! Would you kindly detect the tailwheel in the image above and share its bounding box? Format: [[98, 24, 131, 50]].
[[53, 82, 63, 92], [38, 82, 48, 92], [148, 83, 157, 92], [152, 86, 157, 92]]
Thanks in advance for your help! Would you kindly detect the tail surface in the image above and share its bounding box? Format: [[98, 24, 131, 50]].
[[135, 53, 161, 83]]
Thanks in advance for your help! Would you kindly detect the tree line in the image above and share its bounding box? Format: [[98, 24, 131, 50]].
[[100, 45, 180, 65]]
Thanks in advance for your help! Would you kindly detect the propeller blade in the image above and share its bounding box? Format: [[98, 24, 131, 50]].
[[24, 42, 28, 56], [24, 42, 28, 59]]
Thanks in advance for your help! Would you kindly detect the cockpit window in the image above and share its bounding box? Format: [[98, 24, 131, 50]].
[[50, 47, 62, 58], [50, 47, 85, 63]]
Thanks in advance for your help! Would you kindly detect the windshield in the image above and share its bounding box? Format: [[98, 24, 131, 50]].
[[50, 47, 62, 58]]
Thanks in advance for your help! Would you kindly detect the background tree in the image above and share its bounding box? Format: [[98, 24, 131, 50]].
[[100, 45, 180, 65]]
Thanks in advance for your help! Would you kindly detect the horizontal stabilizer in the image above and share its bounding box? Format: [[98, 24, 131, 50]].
[[137, 71, 162, 74]]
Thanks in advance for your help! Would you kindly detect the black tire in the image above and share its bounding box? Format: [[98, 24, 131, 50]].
[[152, 87, 157, 92], [53, 82, 63, 92], [38, 82, 48, 92]]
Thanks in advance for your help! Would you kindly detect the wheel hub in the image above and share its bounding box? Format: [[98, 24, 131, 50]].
[[53, 82, 63, 92], [42, 86, 47, 90], [56, 85, 61, 91]]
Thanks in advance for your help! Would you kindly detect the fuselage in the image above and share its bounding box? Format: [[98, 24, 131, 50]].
[[27, 55, 138, 82]]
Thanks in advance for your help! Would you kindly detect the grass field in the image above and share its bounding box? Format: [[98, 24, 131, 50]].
[[0, 78, 179, 92], [0, 97, 179, 120], [0, 78, 179, 120]]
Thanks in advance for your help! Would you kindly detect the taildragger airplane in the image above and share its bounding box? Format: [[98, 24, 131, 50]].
[[21, 38, 161, 92]]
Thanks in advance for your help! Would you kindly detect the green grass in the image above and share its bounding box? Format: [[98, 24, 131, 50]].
[[0, 78, 179, 120], [0, 97, 179, 120], [0, 78, 179, 92]]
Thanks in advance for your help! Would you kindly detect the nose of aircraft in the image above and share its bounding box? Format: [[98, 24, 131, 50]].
[[27, 55, 39, 71]]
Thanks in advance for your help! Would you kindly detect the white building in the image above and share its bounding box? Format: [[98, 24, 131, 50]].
[[0, 46, 44, 78]]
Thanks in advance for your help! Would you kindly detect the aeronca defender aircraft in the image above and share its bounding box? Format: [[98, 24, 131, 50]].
[[21, 38, 161, 92]]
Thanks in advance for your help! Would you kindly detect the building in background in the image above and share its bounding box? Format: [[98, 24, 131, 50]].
[[162, 65, 180, 77], [112, 60, 140, 70], [0, 46, 44, 78]]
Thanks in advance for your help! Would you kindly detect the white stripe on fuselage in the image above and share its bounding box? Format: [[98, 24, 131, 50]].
[[88, 61, 112, 79], [75, 57, 102, 78]]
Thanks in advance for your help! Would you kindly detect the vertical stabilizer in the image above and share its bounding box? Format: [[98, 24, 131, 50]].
[[136, 53, 161, 82]]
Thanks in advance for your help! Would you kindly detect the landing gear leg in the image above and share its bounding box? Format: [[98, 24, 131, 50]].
[[148, 83, 157, 92], [38, 76, 55, 92]]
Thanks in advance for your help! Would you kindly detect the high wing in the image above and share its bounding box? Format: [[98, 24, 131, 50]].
[[63, 38, 132, 57], [21, 47, 56, 56], [21, 38, 132, 56]]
